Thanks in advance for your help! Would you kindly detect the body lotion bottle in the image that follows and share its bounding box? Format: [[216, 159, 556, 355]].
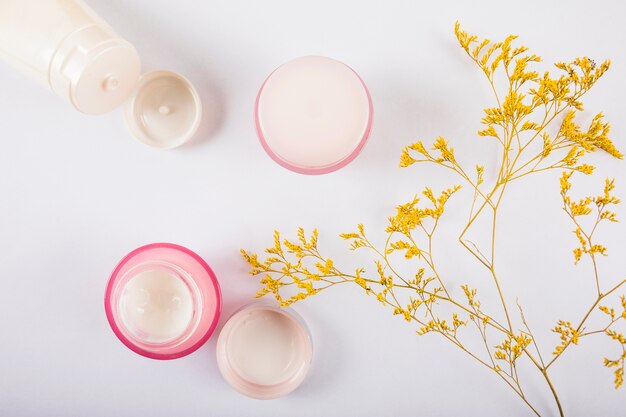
[[0, 0, 204, 148], [0, 0, 141, 114]]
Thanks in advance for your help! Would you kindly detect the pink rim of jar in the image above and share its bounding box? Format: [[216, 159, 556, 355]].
[[254, 56, 374, 175], [104, 243, 222, 360], [216, 303, 313, 399]]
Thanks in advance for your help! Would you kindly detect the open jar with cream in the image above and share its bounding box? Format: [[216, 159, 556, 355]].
[[104, 243, 221, 360], [105, 244, 313, 398], [216, 303, 313, 399]]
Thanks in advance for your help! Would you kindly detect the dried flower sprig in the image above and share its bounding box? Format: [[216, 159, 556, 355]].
[[242, 23, 624, 416], [552, 173, 626, 389]]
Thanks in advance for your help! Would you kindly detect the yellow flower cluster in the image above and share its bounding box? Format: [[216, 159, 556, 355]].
[[552, 320, 580, 355], [242, 23, 625, 417], [598, 297, 626, 388], [560, 173, 619, 263], [241, 228, 330, 307], [495, 333, 532, 362]]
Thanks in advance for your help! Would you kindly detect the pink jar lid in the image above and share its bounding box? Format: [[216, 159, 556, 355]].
[[216, 303, 313, 399], [255, 56, 373, 175], [104, 243, 221, 360]]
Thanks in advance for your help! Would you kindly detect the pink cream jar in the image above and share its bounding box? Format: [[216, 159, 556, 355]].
[[255, 56, 373, 174], [104, 243, 221, 360], [105, 245, 313, 399]]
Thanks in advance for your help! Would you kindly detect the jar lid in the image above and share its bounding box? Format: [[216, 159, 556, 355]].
[[124, 71, 203, 149], [255, 56, 373, 174], [216, 303, 313, 399]]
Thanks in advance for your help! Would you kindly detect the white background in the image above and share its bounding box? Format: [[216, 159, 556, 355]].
[[0, 0, 625, 416]]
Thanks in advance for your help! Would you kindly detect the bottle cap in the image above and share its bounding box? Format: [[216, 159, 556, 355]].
[[124, 71, 202, 149], [50, 25, 202, 148]]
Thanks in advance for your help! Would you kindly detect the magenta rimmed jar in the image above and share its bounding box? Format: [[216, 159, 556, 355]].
[[104, 243, 221, 360]]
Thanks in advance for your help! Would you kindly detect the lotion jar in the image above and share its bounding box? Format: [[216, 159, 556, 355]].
[[216, 303, 313, 399], [255, 56, 373, 174], [105, 243, 221, 360]]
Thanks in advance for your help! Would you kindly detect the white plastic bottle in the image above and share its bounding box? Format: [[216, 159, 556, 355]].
[[0, 0, 141, 114], [0, 0, 203, 148]]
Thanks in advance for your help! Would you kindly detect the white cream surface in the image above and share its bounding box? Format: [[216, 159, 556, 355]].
[[119, 269, 193, 344], [227, 310, 306, 386]]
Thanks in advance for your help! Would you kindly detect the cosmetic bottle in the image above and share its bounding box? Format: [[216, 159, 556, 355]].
[[0, 0, 202, 148]]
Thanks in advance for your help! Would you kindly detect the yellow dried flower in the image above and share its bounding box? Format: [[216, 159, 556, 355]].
[[242, 23, 626, 417]]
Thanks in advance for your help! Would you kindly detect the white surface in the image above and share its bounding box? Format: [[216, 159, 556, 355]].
[[0, 0, 625, 416]]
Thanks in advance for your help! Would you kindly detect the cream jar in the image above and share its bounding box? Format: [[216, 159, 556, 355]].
[[216, 303, 313, 399]]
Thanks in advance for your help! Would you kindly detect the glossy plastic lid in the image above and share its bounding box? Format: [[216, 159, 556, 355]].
[[255, 56, 373, 175], [216, 303, 313, 399], [125, 71, 203, 149]]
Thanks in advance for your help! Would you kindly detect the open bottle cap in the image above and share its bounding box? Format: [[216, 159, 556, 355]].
[[50, 26, 202, 149], [124, 71, 203, 149]]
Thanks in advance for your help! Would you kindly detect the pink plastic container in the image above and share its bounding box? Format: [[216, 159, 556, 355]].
[[255, 56, 373, 175], [105, 243, 221, 360]]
